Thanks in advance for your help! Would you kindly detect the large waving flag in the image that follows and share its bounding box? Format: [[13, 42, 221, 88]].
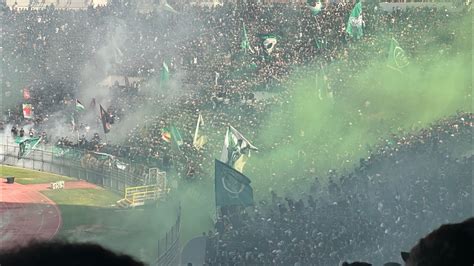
[[307, 0, 322, 16], [193, 114, 207, 149], [220, 126, 257, 173], [215, 159, 254, 207], [346, 1, 363, 39], [387, 38, 409, 72]]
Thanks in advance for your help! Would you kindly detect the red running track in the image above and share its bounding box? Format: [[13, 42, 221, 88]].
[[0, 178, 62, 250]]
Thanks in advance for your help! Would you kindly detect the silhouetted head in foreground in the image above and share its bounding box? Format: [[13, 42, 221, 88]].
[[401, 217, 474, 266], [0, 241, 144, 266], [342, 262, 372, 266]]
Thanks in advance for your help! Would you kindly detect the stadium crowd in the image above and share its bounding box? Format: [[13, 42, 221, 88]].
[[1, 0, 469, 180], [1, 0, 472, 265], [205, 113, 473, 265]]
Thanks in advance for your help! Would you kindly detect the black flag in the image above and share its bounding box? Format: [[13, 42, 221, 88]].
[[99, 104, 111, 134]]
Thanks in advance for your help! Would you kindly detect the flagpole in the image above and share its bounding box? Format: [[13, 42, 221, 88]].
[[193, 114, 200, 146]]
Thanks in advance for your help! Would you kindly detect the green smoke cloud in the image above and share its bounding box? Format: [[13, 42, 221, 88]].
[[246, 15, 472, 196]]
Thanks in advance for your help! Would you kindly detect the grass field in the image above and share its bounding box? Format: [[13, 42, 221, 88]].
[[1, 165, 202, 264], [42, 187, 178, 264], [0, 165, 73, 184], [42, 188, 121, 207]]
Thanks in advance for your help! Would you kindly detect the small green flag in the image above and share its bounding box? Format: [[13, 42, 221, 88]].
[[387, 38, 409, 72], [307, 0, 322, 16], [18, 137, 41, 159], [241, 22, 252, 54], [215, 159, 254, 207], [75, 99, 85, 112], [160, 0, 178, 13], [170, 125, 183, 149], [259, 34, 278, 54], [346, 1, 363, 39], [160, 61, 170, 88]]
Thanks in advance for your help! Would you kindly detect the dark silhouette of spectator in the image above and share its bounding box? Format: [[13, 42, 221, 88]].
[[0, 241, 144, 266], [401, 218, 474, 266], [342, 262, 372, 266]]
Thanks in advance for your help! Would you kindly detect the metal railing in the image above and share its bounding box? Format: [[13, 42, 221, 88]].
[[0, 142, 145, 194], [155, 206, 181, 266]]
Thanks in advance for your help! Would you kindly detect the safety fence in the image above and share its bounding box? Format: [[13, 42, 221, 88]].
[[155, 206, 181, 266], [0, 142, 146, 194]]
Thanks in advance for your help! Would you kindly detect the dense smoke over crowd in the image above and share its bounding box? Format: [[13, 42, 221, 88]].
[[0, 0, 472, 265]]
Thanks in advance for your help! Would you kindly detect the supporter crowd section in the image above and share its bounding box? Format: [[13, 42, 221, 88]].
[[206, 113, 473, 265]]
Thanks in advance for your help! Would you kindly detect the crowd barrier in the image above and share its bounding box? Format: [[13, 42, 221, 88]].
[[0, 142, 146, 194], [155, 206, 181, 266]]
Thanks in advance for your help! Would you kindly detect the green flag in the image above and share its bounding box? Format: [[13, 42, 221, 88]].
[[53, 146, 82, 159], [307, 0, 322, 16], [18, 137, 41, 159], [387, 38, 409, 72], [193, 114, 207, 149], [160, 61, 170, 88], [170, 125, 183, 149], [75, 99, 85, 112], [215, 159, 254, 207], [220, 125, 258, 173], [258, 34, 278, 54], [160, 0, 178, 13], [346, 1, 363, 39], [15, 136, 27, 144], [241, 22, 253, 54]]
